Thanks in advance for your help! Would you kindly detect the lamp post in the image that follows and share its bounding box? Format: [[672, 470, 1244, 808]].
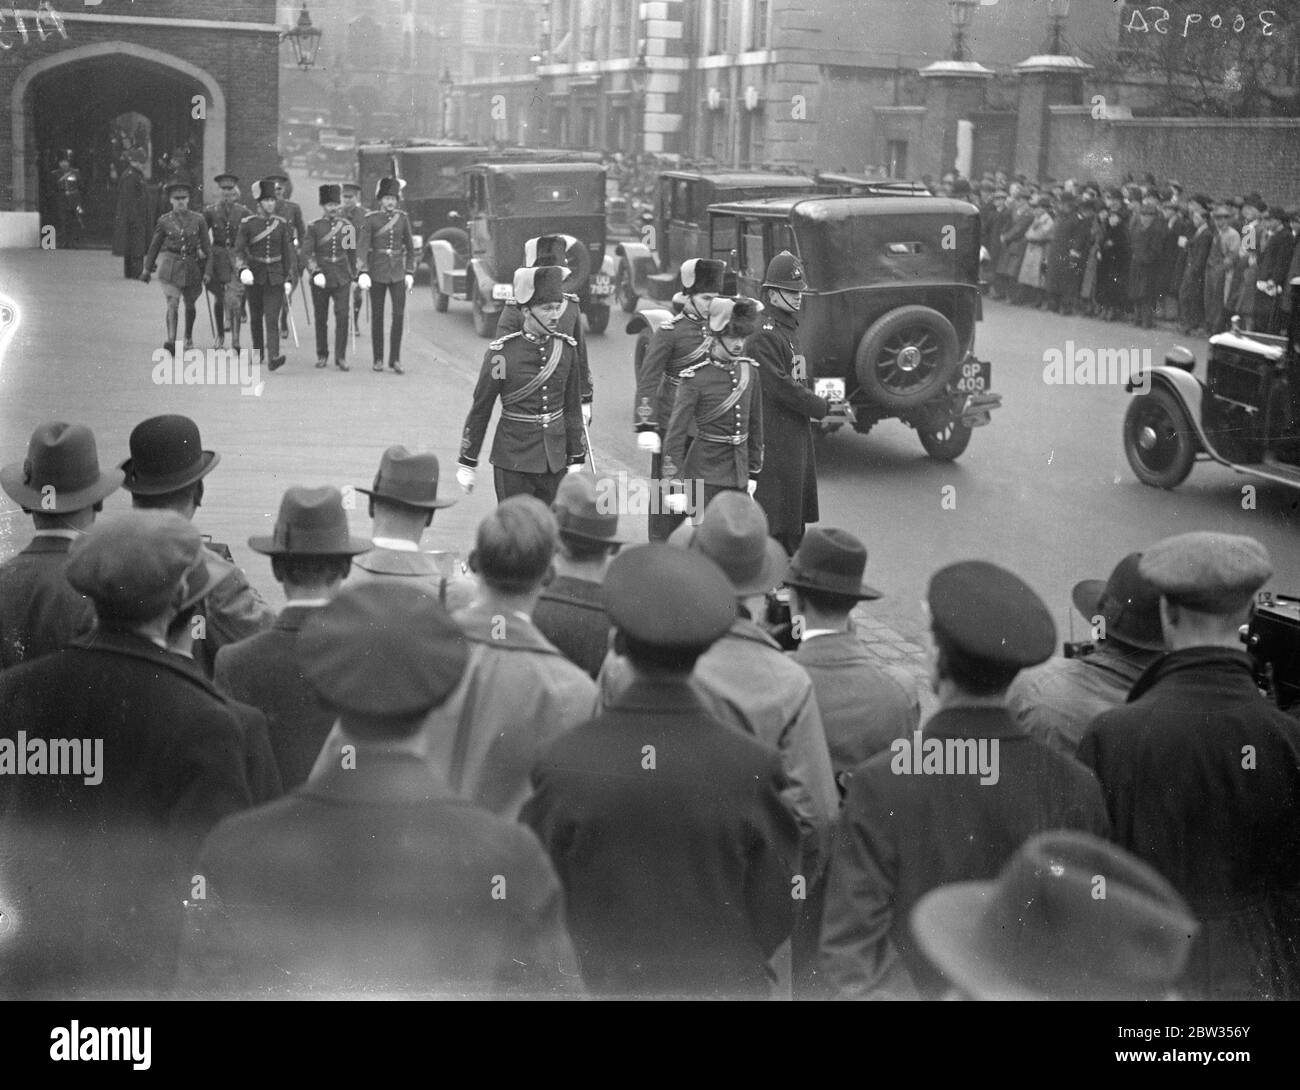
[[282, 2, 323, 70], [1047, 0, 1071, 55], [947, 0, 977, 63], [629, 50, 649, 155], [439, 69, 454, 139]]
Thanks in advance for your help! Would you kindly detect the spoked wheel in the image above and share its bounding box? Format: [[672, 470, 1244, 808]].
[[616, 263, 638, 313], [855, 306, 961, 410], [916, 414, 973, 461], [1123, 386, 1197, 488]]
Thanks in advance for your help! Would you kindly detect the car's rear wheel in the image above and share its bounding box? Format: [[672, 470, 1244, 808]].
[[429, 227, 470, 267], [471, 287, 494, 338], [586, 304, 610, 335], [916, 413, 973, 461], [1123, 386, 1197, 488], [616, 262, 639, 314], [854, 306, 961, 410], [563, 240, 593, 294]]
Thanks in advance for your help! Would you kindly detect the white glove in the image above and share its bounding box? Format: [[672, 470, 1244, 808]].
[[747, 479, 758, 496], [312, 272, 326, 289], [405, 274, 415, 292], [283, 281, 293, 297], [239, 268, 253, 286], [637, 431, 661, 454], [566, 462, 585, 475], [664, 492, 688, 515], [358, 273, 372, 291], [582, 403, 592, 426], [455, 465, 476, 493], [1178, 236, 1188, 249]]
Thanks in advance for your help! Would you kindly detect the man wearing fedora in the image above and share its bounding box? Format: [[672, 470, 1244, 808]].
[[302, 183, 355, 371], [1078, 532, 1300, 1000], [122, 414, 275, 678], [0, 511, 254, 996], [348, 446, 476, 613], [523, 544, 799, 998], [820, 560, 1109, 999], [203, 172, 251, 351], [1007, 553, 1164, 758], [457, 267, 588, 504], [214, 486, 370, 791], [0, 422, 122, 671], [141, 180, 212, 356], [634, 257, 726, 541], [182, 582, 581, 997], [911, 831, 1198, 999], [235, 179, 293, 372], [356, 176, 416, 374], [533, 473, 624, 679]]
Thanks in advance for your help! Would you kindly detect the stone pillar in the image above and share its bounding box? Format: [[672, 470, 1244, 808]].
[[917, 61, 994, 181], [1012, 55, 1093, 183]]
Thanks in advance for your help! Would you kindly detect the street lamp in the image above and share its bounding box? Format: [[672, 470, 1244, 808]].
[[948, 0, 978, 62], [439, 68, 454, 138], [282, 2, 323, 70], [1047, 0, 1071, 55]]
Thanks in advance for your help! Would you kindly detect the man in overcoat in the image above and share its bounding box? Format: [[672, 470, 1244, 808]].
[[1128, 196, 1167, 329], [113, 147, 150, 279]]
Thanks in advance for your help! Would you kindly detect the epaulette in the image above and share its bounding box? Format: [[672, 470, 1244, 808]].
[[658, 315, 682, 330], [238, 214, 257, 224], [488, 331, 524, 351], [562, 291, 579, 302]]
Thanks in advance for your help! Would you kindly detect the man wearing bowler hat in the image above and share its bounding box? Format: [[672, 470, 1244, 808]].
[[302, 183, 356, 371], [1078, 532, 1300, 999], [142, 180, 212, 356], [1008, 552, 1165, 758], [214, 486, 370, 790], [457, 266, 588, 504], [820, 560, 1108, 999], [203, 172, 251, 351], [356, 176, 416, 374], [235, 179, 292, 372], [0, 511, 254, 996], [183, 582, 581, 997], [523, 544, 799, 998], [348, 445, 476, 612], [122, 414, 275, 677], [0, 421, 122, 670], [533, 472, 624, 678]]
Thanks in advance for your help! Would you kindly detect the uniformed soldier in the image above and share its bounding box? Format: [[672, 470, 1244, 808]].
[[203, 172, 251, 351], [456, 266, 587, 504], [302, 183, 355, 371], [267, 173, 306, 341], [662, 297, 764, 520], [357, 177, 416, 374], [341, 182, 369, 336], [634, 257, 726, 540], [234, 178, 293, 373], [141, 181, 212, 357], [747, 251, 854, 555], [497, 234, 594, 424], [51, 152, 84, 249]]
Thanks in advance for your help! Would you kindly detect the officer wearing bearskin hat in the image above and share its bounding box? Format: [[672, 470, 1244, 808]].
[[234, 178, 293, 372], [356, 176, 417, 374], [302, 183, 356, 371]]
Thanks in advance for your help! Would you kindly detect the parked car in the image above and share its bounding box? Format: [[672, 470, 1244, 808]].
[[429, 161, 618, 336], [626, 193, 1001, 460], [1123, 295, 1300, 491]]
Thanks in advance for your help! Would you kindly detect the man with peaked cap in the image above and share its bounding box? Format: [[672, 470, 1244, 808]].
[[1008, 552, 1165, 758], [634, 257, 726, 540], [214, 486, 370, 791], [0, 422, 122, 670], [912, 831, 1198, 1000], [497, 234, 595, 423], [348, 445, 477, 612], [340, 182, 369, 336], [234, 178, 292, 372], [142, 180, 213, 356], [356, 176, 416, 374], [122, 414, 275, 677], [114, 146, 150, 279], [662, 296, 766, 522], [457, 266, 588, 504], [266, 172, 306, 342], [0, 511, 254, 997], [820, 560, 1108, 1000], [532, 472, 624, 679], [302, 183, 355, 371], [203, 172, 251, 350], [1078, 532, 1300, 1000], [181, 582, 581, 997], [523, 543, 799, 998]]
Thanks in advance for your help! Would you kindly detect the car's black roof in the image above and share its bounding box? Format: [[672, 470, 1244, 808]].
[[471, 161, 606, 175], [707, 194, 978, 219]]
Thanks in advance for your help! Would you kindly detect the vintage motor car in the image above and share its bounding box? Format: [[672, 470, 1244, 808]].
[[626, 193, 1000, 460], [427, 161, 618, 336], [1123, 287, 1300, 491]]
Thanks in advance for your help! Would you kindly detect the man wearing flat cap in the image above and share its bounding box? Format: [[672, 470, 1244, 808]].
[[182, 582, 581, 997], [523, 544, 799, 998], [0, 511, 254, 996], [457, 266, 588, 504], [820, 560, 1108, 999], [214, 486, 371, 790], [1078, 532, 1300, 1000], [0, 421, 121, 670], [1007, 552, 1165, 758]]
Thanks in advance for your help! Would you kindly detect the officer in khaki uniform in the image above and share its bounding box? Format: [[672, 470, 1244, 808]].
[[235, 179, 293, 372], [634, 257, 726, 540], [356, 176, 416, 374], [302, 183, 355, 371], [203, 172, 251, 351], [142, 181, 212, 356], [457, 266, 587, 504]]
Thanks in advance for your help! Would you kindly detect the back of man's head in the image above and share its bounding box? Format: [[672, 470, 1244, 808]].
[[470, 495, 557, 595], [932, 627, 1021, 698], [132, 479, 201, 516]]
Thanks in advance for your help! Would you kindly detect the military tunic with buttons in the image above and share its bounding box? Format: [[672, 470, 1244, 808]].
[[459, 330, 587, 476], [302, 214, 357, 287], [633, 309, 711, 433], [357, 208, 417, 282], [204, 201, 251, 284], [234, 212, 292, 286], [144, 209, 212, 292], [663, 353, 764, 489], [497, 294, 594, 405], [273, 198, 306, 276]]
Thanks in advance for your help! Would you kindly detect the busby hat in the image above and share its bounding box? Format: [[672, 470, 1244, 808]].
[[354, 445, 456, 510], [319, 183, 342, 205], [1, 421, 123, 514], [248, 485, 372, 557], [375, 176, 402, 201], [762, 250, 806, 292], [120, 414, 220, 496], [680, 257, 727, 295], [524, 234, 577, 268], [704, 296, 763, 338], [252, 178, 278, 202], [514, 265, 565, 306]]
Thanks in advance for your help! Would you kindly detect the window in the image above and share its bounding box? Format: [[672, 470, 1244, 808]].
[[611, 1, 630, 55], [712, 0, 729, 54], [711, 216, 736, 262], [670, 179, 693, 221], [741, 223, 766, 280], [751, 0, 768, 50]]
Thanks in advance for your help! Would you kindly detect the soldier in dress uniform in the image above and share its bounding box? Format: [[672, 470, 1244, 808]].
[[302, 183, 355, 371], [633, 257, 726, 540], [356, 177, 416, 374], [497, 234, 594, 424], [267, 173, 306, 341], [141, 181, 212, 356], [51, 152, 84, 249], [662, 296, 765, 524], [456, 266, 587, 504], [203, 172, 251, 351], [341, 182, 369, 336], [234, 178, 292, 373]]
